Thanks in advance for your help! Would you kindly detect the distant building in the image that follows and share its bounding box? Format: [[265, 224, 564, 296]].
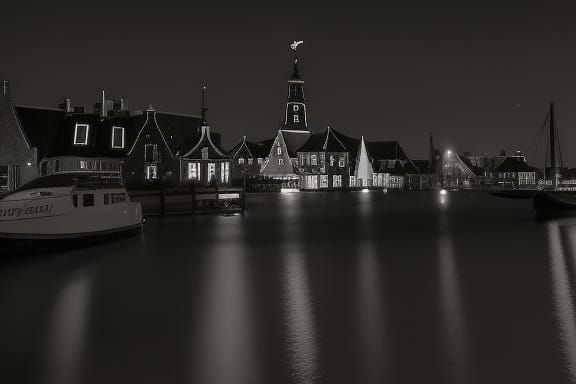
[[260, 52, 311, 187], [179, 88, 231, 188], [297, 127, 352, 189], [229, 136, 272, 184], [488, 154, 539, 188]]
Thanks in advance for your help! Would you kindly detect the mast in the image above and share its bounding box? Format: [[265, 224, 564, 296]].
[[550, 101, 559, 187]]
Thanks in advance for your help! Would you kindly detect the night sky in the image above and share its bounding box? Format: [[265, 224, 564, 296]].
[[3, 3, 576, 165]]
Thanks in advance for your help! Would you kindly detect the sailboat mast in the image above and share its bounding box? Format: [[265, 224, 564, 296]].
[[549, 101, 560, 188]]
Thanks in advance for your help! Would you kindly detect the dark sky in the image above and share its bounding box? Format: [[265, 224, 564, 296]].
[[2, 2, 576, 165]]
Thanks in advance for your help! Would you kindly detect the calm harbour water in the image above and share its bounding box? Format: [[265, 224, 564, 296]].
[[1, 191, 576, 384]]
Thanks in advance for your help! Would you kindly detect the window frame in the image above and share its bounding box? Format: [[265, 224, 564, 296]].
[[73, 123, 89, 146], [111, 126, 125, 149]]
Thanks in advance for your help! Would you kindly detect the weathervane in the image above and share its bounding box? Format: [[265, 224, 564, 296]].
[[290, 40, 303, 62]]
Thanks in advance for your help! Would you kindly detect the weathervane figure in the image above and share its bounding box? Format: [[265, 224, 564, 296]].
[[290, 40, 304, 62]]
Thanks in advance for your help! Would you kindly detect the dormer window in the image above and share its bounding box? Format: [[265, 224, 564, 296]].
[[112, 126, 125, 149], [74, 123, 89, 145]]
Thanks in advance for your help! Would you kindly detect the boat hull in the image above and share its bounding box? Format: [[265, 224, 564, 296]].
[[533, 191, 576, 218]]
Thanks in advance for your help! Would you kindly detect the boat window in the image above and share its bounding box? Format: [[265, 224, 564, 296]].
[[104, 193, 126, 205], [83, 194, 94, 207], [72, 194, 78, 207]]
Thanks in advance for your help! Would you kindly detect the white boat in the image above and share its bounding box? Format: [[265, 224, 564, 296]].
[[0, 173, 142, 240]]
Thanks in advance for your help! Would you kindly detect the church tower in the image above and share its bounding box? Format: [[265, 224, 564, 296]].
[[283, 41, 309, 132]]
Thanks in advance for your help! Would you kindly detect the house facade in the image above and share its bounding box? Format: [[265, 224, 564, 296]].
[[297, 127, 351, 189], [488, 154, 539, 188], [229, 136, 271, 184], [0, 81, 38, 191]]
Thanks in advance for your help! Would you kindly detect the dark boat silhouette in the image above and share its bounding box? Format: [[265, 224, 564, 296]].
[[490, 189, 536, 199], [532, 102, 576, 218]]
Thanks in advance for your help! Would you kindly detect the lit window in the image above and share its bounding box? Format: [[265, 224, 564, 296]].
[[145, 144, 158, 163], [220, 162, 230, 183], [311, 155, 317, 166], [278, 158, 284, 166], [293, 105, 299, 112], [333, 175, 342, 187], [80, 160, 87, 170], [277, 147, 282, 155], [188, 162, 199, 180], [112, 126, 125, 149], [294, 115, 299, 123], [146, 165, 158, 180], [339, 158, 345, 167], [202, 147, 209, 160], [248, 158, 253, 165], [74, 123, 89, 145], [320, 175, 328, 188], [257, 158, 263, 164], [350, 176, 356, 187], [208, 163, 216, 181], [238, 158, 245, 165], [330, 155, 335, 166]]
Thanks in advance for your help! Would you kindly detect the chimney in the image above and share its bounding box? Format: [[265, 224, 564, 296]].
[[58, 98, 73, 113]]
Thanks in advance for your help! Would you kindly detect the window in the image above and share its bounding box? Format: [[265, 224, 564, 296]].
[[80, 160, 87, 170], [339, 157, 345, 167], [320, 175, 328, 188], [350, 176, 356, 187], [201, 147, 209, 160], [278, 158, 284, 166], [0, 166, 8, 189], [74, 123, 89, 145], [146, 165, 158, 180], [104, 193, 126, 205], [188, 162, 200, 180], [294, 115, 299, 123], [112, 126, 125, 149], [221, 162, 230, 183], [311, 155, 317, 166], [54, 160, 61, 173], [293, 105, 299, 112], [277, 146, 282, 155], [208, 163, 216, 181], [330, 155, 335, 166], [238, 158, 245, 165], [145, 144, 158, 163], [83, 194, 94, 207], [257, 158, 263, 164], [333, 175, 342, 188], [248, 158, 253, 165]]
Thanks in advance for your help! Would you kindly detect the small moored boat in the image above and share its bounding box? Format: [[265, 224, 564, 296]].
[[0, 173, 142, 240]]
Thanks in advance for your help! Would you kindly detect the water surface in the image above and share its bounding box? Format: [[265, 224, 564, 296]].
[[0, 191, 574, 384]]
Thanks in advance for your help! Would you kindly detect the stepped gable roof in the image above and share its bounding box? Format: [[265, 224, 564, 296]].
[[230, 136, 272, 159], [298, 127, 349, 152], [280, 130, 310, 157], [182, 125, 229, 160], [495, 156, 539, 173], [14, 106, 66, 160]]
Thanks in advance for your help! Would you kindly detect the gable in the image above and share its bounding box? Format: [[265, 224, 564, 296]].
[[261, 131, 297, 176]]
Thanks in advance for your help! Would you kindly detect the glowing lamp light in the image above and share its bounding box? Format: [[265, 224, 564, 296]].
[[26, 162, 32, 167], [439, 189, 447, 195], [383, 188, 388, 194], [361, 188, 370, 193], [281, 188, 300, 194], [446, 150, 452, 156]]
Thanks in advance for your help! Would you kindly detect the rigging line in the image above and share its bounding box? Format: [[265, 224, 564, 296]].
[[555, 116, 564, 170], [528, 110, 550, 165], [525, 112, 548, 159]]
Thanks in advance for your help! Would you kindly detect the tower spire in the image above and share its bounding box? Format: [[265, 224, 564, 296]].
[[201, 86, 208, 125]]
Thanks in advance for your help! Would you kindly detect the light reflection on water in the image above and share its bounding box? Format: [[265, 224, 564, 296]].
[[41, 268, 92, 384], [281, 192, 319, 384], [547, 221, 576, 382], [356, 241, 387, 383], [192, 217, 259, 384], [437, 193, 471, 383]]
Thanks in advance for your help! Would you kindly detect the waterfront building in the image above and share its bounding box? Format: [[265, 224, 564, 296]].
[[179, 88, 231, 188], [297, 127, 353, 189], [365, 141, 420, 189], [260, 47, 311, 188], [0, 80, 39, 191], [229, 136, 272, 184], [487, 154, 539, 188], [441, 150, 484, 188]]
